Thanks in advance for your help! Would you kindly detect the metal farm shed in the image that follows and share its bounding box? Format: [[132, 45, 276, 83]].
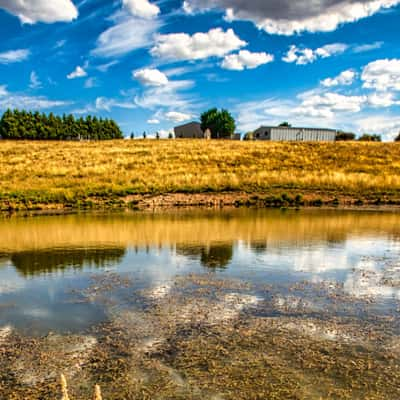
[[253, 126, 337, 142]]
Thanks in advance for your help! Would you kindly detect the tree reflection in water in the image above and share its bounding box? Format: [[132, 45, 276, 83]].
[[9, 247, 126, 277], [177, 243, 234, 269]]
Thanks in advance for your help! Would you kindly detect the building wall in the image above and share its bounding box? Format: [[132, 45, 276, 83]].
[[253, 127, 271, 140], [254, 127, 336, 142], [174, 122, 204, 139]]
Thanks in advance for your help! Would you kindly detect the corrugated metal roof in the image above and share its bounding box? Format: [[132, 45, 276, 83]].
[[257, 126, 337, 132]]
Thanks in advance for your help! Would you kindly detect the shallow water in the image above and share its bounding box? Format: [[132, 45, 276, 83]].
[[1, 209, 400, 399]]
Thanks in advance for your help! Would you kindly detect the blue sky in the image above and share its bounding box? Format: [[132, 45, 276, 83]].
[[0, 0, 400, 139]]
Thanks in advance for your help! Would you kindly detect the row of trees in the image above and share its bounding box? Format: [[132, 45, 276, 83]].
[[0, 109, 123, 140], [336, 132, 383, 141]]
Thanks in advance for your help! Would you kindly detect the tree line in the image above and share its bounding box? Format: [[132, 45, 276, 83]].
[[0, 109, 123, 140]]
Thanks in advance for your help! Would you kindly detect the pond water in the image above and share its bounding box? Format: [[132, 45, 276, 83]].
[[1, 209, 400, 399]]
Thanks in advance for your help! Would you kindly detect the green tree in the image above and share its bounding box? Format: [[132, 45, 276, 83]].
[[0, 109, 123, 141], [336, 131, 356, 141], [395, 132, 400, 142], [201, 108, 236, 139], [358, 133, 382, 142], [279, 122, 291, 127]]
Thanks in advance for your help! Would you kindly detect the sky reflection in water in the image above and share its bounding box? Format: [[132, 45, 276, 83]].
[[1, 209, 400, 335]]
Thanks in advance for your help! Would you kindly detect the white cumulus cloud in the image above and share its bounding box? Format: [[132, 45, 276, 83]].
[[0, 49, 30, 64], [123, 0, 160, 18], [355, 115, 400, 140], [321, 69, 357, 87], [283, 43, 348, 65], [67, 66, 87, 79], [0, 0, 78, 24], [151, 28, 246, 61], [295, 91, 366, 118], [133, 68, 169, 86], [165, 111, 192, 123], [367, 92, 400, 107], [361, 59, 400, 91], [182, 0, 400, 35], [221, 50, 274, 71]]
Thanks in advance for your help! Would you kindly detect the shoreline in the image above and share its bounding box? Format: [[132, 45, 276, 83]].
[[1, 191, 400, 216]]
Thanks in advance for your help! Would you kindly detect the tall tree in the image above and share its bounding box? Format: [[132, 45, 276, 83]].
[[201, 108, 236, 139]]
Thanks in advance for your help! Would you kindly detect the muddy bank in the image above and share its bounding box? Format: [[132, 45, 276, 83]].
[[2, 190, 400, 214]]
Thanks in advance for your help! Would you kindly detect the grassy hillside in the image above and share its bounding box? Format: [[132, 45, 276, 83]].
[[0, 140, 400, 210]]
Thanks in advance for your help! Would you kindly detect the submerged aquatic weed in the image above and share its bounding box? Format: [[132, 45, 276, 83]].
[[93, 384, 102, 400], [60, 374, 103, 400], [60, 374, 70, 400]]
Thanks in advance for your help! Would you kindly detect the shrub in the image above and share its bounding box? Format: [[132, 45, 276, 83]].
[[358, 133, 382, 142], [336, 131, 356, 141]]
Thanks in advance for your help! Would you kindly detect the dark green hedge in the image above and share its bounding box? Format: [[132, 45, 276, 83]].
[[0, 109, 123, 140]]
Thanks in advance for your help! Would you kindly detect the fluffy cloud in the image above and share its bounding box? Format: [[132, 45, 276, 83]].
[[361, 59, 400, 91], [133, 68, 169, 86], [165, 111, 192, 123], [0, 49, 30, 64], [0, 0, 78, 24], [283, 43, 348, 65], [67, 66, 87, 79], [296, 91, 366, 117], [151, 28, 246, 61], [92, 17, 161, 57], [355, 115, 400, 140], [147, 118, 160, 124], [183, 0, 400, 35], [221, 50, 274, 71], [321, 69, 357, 87], [367, 92, 400, 107], [123, 0, 160, 18]]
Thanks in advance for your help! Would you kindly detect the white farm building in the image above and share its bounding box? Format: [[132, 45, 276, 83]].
[[253, 126, 337, 142]]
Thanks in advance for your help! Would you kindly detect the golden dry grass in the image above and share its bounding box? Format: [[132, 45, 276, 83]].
[[0, 140, 399, 209]]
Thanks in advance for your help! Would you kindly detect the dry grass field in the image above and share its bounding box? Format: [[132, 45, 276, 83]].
[[0, 140, 399, 210]]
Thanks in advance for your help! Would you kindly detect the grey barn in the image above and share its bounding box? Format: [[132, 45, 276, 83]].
[[174, 122, 204, 139], [253, 126, 337, 142]]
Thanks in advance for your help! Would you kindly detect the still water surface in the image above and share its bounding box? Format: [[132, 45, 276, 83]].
[[1, 209, 400, 399], [1, 209, 400, 334]]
